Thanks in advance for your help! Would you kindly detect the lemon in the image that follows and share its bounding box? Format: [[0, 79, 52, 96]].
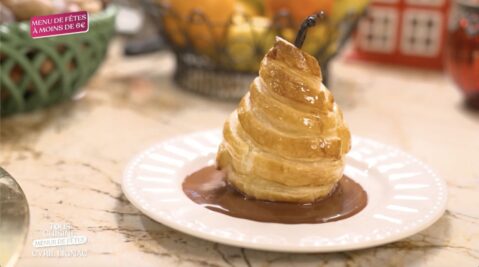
[[225, 16, 273, 72]]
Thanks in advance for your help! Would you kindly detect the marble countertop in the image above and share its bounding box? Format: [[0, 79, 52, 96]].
[[1, 41, 478, 267]]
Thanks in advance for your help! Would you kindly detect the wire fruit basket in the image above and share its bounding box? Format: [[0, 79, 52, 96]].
[[146, 0, 367, 100]]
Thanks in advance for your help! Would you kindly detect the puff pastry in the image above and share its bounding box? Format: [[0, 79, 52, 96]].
[[216, 37, 351, 203]]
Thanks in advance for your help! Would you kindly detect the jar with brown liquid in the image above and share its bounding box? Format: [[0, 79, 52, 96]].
[[445, 0, 479, 109]]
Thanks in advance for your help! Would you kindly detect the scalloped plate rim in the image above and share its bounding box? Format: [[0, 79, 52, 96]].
[[122, 129, 448, 253]]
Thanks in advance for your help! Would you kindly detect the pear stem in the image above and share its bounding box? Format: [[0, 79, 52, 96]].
[[294, 12, 326, 49]]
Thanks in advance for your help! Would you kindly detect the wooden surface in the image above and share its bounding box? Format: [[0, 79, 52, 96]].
[[1, 41, 478, 266]]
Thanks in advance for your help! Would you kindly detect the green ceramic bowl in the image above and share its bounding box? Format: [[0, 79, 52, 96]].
[[0, 6, 116, 117]]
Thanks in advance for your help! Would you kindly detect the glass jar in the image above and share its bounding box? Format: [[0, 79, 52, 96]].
[[445, 0, 479, 109]]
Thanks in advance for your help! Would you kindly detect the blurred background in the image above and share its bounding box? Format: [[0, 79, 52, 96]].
[[1, 0, 478, 114]]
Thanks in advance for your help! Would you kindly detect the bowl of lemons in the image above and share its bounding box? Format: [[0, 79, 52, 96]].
[[149, 0, 369, 99]]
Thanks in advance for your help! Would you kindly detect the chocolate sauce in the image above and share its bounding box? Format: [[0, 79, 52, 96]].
[[182, 166, 367, 224]]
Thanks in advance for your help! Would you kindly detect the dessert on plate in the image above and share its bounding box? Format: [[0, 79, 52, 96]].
[[216, 35, 351, 203], [182, 15, 366, 224]]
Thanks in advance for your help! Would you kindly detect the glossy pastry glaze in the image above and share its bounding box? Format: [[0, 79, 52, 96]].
[[216, 37, 351, 203], [183, 166, 367, 224]]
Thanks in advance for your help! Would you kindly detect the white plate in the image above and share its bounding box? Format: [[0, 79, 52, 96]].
[[122, 129, 447, 253]]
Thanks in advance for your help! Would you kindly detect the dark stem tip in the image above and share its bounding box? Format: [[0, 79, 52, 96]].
[[294, 11, 326, 49]]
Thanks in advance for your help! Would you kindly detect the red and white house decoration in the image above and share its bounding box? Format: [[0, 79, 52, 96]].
[[352, 0, 451, 69]]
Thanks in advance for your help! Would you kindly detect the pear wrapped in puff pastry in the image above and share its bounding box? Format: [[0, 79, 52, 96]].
[[216, 37, 351, 203]]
